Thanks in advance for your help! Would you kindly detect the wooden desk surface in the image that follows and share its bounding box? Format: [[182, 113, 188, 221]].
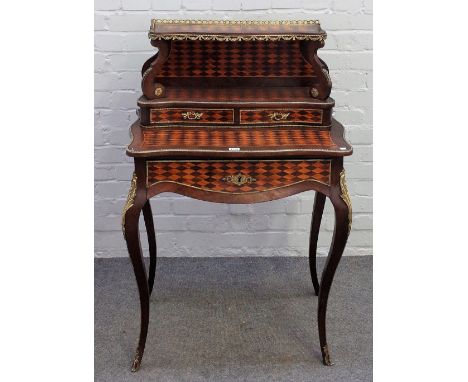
[[127, 119, 352, 159]]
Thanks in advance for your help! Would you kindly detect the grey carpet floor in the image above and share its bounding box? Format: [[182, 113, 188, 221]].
[[95, 257, 372, 382]]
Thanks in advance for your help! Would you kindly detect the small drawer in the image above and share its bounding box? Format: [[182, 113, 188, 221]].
[[240, 109, 323, 125], [146, 160, 332, 193], [149, 108, 234, 124]]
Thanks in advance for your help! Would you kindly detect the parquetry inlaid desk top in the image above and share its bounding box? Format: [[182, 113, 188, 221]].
[[127, 119, 352, 158], [121, 19, 353, 372]]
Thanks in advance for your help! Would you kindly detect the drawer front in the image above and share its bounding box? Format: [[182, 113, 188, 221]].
[[150, 108, 234, 124], [146, 160, 331, 193], [240, 109, 323, 125]]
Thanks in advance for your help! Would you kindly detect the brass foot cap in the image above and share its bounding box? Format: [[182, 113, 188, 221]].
[[131, 354, 141, 372], [322, 345, 334, 366], [322, 358, 335, 366]]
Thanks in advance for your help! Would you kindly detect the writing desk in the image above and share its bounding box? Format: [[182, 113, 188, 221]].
[[122, 19, 353, 371]]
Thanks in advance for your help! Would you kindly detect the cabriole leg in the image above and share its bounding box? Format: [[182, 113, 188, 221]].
[[318, 170, 352, 366], [309, 191, 326, 296], [122, 172, 150, 372], [143, 200, 157, 296]]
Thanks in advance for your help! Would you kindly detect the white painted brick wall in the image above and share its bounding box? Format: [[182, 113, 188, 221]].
[[94, 0, 373, 258]]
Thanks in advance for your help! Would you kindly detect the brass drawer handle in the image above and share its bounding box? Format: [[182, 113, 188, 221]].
[[268, 112, 290, 121], [182, 111, 203, 120], [222, 173, 256, 186]]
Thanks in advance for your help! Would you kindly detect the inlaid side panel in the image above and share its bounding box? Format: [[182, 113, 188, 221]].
[[146, 160, 331, 193], [159, 40, 315, 78], [150, 108, 234, 124], [240, 109, 323, 125]]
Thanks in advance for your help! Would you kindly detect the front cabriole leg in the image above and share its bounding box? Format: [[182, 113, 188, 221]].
[[318, 162, 352, 366], [122, 168, 150, 372]]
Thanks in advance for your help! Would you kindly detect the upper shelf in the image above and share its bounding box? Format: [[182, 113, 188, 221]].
[[137, 87, 334, 106], [148, 19, 327, 42]]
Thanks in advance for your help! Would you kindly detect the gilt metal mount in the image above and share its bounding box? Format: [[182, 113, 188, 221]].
[[339, 170, 352, 235], [222, 173, 256, 186], [182, 111, 204, 120], [268, 112, 290, 121], [121, 172, 138, 236]]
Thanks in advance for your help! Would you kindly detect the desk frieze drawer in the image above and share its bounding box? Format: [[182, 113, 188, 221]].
[[146, 160, 331, 193], [240, 109, 323, 125], [149, 108, 234, 124]]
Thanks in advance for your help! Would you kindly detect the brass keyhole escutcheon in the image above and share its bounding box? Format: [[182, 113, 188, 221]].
[[222, 173, 256, 186]]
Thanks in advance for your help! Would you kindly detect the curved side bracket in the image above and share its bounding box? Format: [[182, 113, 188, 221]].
[[300, 41, 331, 100], [141, 52, 158, 77], [142, 40, 171, 99]]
